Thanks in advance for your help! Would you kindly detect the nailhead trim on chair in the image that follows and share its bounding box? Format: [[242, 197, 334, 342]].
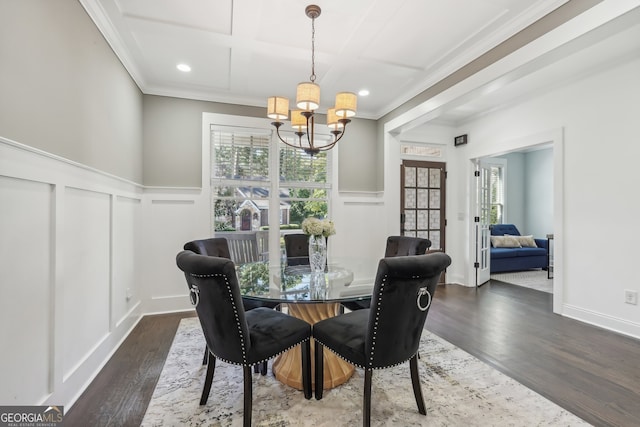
[[315, 271, 430, 370], [369, 275, 387, 365], [227, 275, 248, 365], [314, 337, 414, 370], [190, 271, 310, 368]]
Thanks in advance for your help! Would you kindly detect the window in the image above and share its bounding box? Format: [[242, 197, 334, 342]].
[[211, 127, 272, 232], [278, 137, 331, 227], [489, 164, 505, 224], [210, 124, 332, 259]]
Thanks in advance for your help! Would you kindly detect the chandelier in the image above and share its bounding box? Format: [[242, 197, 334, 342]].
[[267, 4, 357, 156]]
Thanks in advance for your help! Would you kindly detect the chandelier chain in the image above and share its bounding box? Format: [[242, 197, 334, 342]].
[[310, 15, 316, 83]]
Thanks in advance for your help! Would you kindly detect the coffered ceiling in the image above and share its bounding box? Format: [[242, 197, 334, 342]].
[[79, 0, 571, 120]]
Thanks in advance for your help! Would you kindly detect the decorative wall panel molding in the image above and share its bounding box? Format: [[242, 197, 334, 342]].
[[0, 137, 145, 407]]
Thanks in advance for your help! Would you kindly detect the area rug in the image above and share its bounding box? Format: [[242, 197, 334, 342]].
[[141, 317, 588, 427], [491, 270, 553, 293]]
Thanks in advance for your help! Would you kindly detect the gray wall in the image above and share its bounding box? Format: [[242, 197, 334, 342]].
[[524, 148, 553, 237], [142, 94, 378, 190], [502, 152, 526, 228], [142, 95, 265, 187], [496, 147, 553, 237], [335, 117, 378, 192], [0, 0, 143, 183]]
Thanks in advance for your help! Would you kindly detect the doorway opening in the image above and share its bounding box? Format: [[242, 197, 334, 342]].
[[471, 134, 560, 309]]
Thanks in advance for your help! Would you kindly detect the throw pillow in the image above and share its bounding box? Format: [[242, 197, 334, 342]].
[[516, 235, 538, 248], [491, 235, 521, 248]]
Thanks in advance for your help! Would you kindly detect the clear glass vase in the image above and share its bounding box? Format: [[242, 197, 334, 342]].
[[308, 234, 327, 272]]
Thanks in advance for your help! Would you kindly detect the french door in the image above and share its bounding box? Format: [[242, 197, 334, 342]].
[[400, 160, 446, 251], [473, 160, 491, 286]]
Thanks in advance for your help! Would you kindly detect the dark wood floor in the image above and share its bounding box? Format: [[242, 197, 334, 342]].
[[65, 281, 640, 427], [64, 311, 196, 427]]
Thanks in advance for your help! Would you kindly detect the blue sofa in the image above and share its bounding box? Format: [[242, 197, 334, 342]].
[[490, 224, 548, 273]]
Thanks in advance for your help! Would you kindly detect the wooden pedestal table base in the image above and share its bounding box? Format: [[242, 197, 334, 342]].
[[272, 302, 355, 390]]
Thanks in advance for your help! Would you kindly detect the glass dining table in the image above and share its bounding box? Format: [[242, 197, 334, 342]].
[[236, 258, 377, 391]]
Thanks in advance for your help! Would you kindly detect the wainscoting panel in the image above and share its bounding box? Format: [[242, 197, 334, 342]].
[[142, 194, 205, 314], [0, 137, 144, 407], [329, 191, 387, 286], [112, 195, 142, 329], [61, 187, 112, 380], [0, 175, 54, 404]]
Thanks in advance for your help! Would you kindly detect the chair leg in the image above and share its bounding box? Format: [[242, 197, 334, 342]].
[[199, 352, 216, 405], [243, 365, 252, 427], [202, 346, 209, 365], [314, 342, 324, 400], [363, 369, 372, 427], [301, 340, 312, 399], [410, 354, 427, 415], [260, 361, 268, 376], [253, 364, 259, 373]]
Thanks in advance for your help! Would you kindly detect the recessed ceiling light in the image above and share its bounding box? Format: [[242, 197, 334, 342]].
[[358, 89, 370, 96], [177, 63, 191, 72]]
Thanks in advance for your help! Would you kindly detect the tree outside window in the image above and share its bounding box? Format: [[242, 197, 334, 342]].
[[489, 165, 504, 224], [211, 128, 331, 232]]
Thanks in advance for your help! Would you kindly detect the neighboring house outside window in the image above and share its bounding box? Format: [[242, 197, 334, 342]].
[[210, 126, 331, 233]]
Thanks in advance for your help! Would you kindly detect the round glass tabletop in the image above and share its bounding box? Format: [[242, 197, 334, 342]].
[[237, 261, 375, 304]]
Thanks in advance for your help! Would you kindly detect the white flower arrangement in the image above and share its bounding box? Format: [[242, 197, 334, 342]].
[[301, 217, 336, 238]]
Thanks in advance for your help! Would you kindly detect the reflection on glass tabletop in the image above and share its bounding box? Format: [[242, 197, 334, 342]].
[[237, 261, 374, 303]]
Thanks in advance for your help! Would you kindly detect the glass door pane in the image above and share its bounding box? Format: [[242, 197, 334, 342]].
[[401, 161, 446, 251]]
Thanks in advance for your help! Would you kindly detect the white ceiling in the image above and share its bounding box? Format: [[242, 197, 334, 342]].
[[399, 2, 640, 134], [80, 0, 571, 120]]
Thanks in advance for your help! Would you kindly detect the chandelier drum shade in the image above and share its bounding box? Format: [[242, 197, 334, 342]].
[[267, 4, 357, 156]]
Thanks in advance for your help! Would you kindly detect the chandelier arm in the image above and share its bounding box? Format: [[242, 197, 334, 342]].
[[272, 122, 304, 151], [309, 130, 341, 153], [316, 131, 342, 152], [317, 141, 338, 152], [325, 119, 350, 147]]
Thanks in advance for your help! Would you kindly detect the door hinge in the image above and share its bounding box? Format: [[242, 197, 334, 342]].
[[474, 262, 480, 268], [474, 170, 480, 177], [474, 216, 480, 223]]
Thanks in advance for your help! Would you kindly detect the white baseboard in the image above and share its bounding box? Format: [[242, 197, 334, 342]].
[[562, 304, 640, 341]]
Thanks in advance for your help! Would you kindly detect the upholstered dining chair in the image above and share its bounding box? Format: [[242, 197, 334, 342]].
[[183, 237, 278, 373], [341, 235, 433, 312], [183, 237, 279, 310], [384, 235, 431, 257], [184, 236, 231, 257], [283, 233, 310, 266], [176, 251, 312, 427], [313, 252, 452, 427]]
